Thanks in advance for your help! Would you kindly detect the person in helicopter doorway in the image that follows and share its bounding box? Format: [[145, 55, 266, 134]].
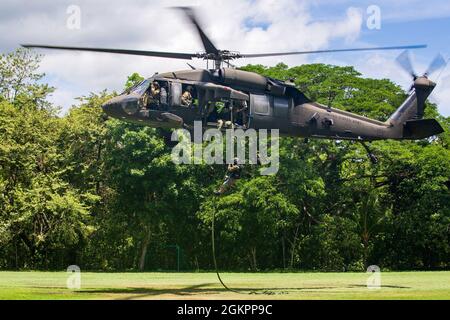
[[214, 157, 242, 195], [181, 86, 193, 107], [217, 102, 233, 130], [233, 100, 248, 128]]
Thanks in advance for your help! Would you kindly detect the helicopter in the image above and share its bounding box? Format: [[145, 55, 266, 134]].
[[22, 7, 445, 152]]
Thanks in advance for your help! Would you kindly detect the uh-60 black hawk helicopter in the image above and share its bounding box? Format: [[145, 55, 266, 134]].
[[23, 7, 445, 162]]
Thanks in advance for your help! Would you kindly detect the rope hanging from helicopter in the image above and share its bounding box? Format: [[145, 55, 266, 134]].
[[211, 200, 279, 296], [210, 160, 284, 296]]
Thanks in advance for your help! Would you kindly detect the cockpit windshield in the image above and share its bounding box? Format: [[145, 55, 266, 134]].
[[127, 79, 151, 96]]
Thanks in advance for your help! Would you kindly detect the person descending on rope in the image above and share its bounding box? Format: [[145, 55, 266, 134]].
[[214, 157, 242, 195]]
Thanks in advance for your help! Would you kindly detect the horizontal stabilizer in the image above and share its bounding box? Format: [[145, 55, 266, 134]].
[[403, 119, 444, 139]]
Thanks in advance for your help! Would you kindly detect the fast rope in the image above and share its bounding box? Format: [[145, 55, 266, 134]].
[[211, 207, 278, 295]]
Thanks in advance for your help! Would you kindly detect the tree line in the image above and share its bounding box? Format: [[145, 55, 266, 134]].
[[0, 49, 448, 271]]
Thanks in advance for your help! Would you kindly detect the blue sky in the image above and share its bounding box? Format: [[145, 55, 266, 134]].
[[1, 0, 449, 116], [304, 0, 450, 73]]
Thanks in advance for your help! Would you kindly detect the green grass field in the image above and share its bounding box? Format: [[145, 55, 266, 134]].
[[0, 271, 449, 300]]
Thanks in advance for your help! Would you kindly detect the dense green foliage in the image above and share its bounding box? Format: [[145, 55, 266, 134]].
[[0, 51, 449, 271]]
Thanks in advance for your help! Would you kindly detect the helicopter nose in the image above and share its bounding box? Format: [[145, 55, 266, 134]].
[[102, 95, 140, 118], [102, 96, 121, 117], [101, 100, 114, 115]]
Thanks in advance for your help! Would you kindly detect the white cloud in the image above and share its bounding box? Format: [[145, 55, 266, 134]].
[[47, 86, 79, 112], [432, 72, 450, 115]]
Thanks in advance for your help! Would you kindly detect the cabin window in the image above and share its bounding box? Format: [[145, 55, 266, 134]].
[[251, 94, 270, 115], [180, 84, 197, 107]]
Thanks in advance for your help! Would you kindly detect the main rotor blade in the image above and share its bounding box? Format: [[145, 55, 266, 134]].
[[174, 6, 219, 55], [240, 44, 427, 59], [396, 50, 417, 78], [425, 53, 447, 77], [21, 44, 197, 60]]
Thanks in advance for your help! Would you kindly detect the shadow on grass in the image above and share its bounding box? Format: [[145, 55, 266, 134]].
[[84, 283, 240, 299], [30, 283, 411, 299], [78, 283, 411, 299], [348, 284, 411, 289]]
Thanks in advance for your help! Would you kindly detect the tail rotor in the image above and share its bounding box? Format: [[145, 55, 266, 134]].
[[424, 53, 447, 78], [396, 50, 418, 79], [396, 50, 447, 80], [396, 51, 447, 119]]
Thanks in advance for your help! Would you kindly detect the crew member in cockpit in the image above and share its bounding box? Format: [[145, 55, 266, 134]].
[[149, 81, 161, 107]]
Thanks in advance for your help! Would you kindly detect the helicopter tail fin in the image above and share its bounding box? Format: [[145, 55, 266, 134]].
[[387, 77, 435, 125], [386, 78, 444, 139]]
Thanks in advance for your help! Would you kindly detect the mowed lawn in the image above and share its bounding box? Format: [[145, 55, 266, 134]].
[[0, 271, 449, 300]]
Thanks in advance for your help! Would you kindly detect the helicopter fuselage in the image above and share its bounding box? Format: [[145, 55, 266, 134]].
[[102, 68, 442, 141]]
